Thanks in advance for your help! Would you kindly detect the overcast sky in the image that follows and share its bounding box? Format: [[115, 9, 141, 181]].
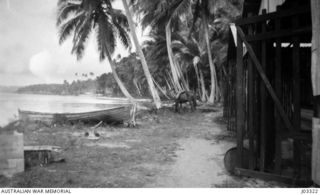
[[0, 0, 145, 86]]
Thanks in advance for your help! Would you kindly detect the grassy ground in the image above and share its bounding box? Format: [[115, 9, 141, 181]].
[[0, 107, 286, 188], [0, 108, 202, 187]]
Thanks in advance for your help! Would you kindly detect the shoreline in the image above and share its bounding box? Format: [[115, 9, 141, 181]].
[[0, 92, 155, 129], [0, 107, 285, 187]]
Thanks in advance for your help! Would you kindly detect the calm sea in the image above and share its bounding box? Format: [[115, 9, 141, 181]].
[[0, 92, 132, 127]]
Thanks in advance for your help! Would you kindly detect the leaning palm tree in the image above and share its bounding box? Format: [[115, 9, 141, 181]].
[[142, 32, 174, 91], [134, 0, 219, 103], [191, 0, 218, 103], [171, 32, 210, 102], [56, 0, 134, 100], [122, 0, 161, 109], [132, 0, 188, 92]]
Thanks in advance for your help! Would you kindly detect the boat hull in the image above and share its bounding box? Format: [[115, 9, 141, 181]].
[[18, 105, 133, 124]]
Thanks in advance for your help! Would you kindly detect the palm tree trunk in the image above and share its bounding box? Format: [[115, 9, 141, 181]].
[[199, 69, 208, 102], [165, 77, 172, 90], [106, 52, 134, 101], [175, 56, 189, 90], [133, 78, 142, 96], [152, 77, 171, 99], [193, 60, 202, 98], [122, 0, 161, 109], [202, 13, 217, 104], [215, 83, 221, 102], [166, 20, 183, 92], [166, 71, 175, 90]]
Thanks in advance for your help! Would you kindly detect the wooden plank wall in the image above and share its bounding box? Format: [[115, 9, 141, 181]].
[[229, 2, 314, 183], [235, 6, 311, 181]]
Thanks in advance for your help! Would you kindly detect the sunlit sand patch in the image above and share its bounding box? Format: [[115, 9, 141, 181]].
[[125, 139, 141, 143], [85, 142, 130, 149]]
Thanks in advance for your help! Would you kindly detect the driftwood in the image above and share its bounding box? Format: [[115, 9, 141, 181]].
[[24, 145, 62, 153], [91, 121, 103, 129]]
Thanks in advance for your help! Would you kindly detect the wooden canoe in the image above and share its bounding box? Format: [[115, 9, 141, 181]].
[[18, 104, 134, 124]]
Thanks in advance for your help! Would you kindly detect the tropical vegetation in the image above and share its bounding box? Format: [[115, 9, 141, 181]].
[[54, 0, 243, 107]]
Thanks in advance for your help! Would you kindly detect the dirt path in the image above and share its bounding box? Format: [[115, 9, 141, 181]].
[[146, 110, 284, 188], [145, 110, 236, 187], [149, 137, 234, 187]]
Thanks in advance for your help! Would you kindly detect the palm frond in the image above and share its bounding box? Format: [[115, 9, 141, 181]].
[[57, 0, 133, 64], [169, 0, 191, 20], [71, 16, 93, 60], [57, 3, 81, 26], [141, 12, 157, 29], [109, 9, 129, 30], [57, 0, 68, 6], [58, 11, 85, 45], [188, 0, 200, 37], [113, 21, 131, 49], [72, 13, 87, 43], [96, 14, 116, 61], [100, 0, 112, 9], [138, 0, 168, 30], [152, 0, 170, 25]]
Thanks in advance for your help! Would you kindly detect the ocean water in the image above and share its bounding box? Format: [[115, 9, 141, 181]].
[[0, 92, 131, 127]]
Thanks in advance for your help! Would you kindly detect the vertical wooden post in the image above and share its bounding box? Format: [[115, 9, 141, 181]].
[[247, 13, 255, 170], [236, 27, 244, 168], [274, 6, 282, 174], [313, 114, 320, 185], [311, 0, 320, 185], [292, 13, 301, 175], [260, 9, 267, 172], [255, 41, 261, 171], [292, 19, 301, 134]]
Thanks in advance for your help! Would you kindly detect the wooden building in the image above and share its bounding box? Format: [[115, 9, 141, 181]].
[[223, 0, 320, 186]]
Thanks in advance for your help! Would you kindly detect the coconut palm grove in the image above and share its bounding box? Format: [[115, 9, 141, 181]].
[[2, 0, 320, 189], [55, 0, 241, 106]]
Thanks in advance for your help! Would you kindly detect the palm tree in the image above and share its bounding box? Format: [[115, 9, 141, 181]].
[[202, 7, 217, 104], [122, 0, 161, 109], [171, 32, 210, 102], [142, 32, 173, 92], [132, 0, 189, 93], [142, 27, 208, 101], [133, 0, 219, 104], [185, 0, 218, 103], [164, 0, 218, 103], [56, 0, 134, 100], [163, 0, 192, 93], [115, 53, 145, 96]]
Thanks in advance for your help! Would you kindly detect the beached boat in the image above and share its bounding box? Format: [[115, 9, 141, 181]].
[[18, 104, 135, 124]]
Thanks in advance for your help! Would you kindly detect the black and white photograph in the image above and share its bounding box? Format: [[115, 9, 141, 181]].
[[0, 0, 320, 190]]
